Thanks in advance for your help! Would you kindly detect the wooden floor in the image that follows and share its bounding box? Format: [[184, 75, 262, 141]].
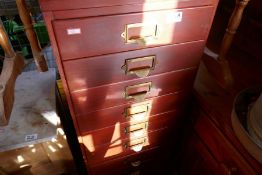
[[0, 128, 78, 175]]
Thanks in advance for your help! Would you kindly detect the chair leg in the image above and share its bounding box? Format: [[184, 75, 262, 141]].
[[16, 0, 48, 72], [203, 0, 250, 90], [0, 20, 25, 126]]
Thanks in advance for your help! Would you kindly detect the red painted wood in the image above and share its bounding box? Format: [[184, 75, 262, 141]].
[[71, 69, 196, 115], [53, 6, 214, 60], [180, 134, 224, 175], [195, 112, 257, 175], [89, 146, 167, 175], [41, 12, 87, 139], [52, 1, 216, 21], [40, 0, 215, 11], [89, 146, 157, 175], [40, 0, 219, 171], [194, 62, 262, 174], [79, 110, 180, 147], [90, 148, 157, 175], [83, 127, 169, 165], [63, 41, 204, 90], [76, 92, 188, 132]]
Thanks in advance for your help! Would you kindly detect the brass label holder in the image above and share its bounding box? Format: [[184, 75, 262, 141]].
[[121, 23, 158, 45], [125, 82, 152, 102], [122, 55, 157, 78]]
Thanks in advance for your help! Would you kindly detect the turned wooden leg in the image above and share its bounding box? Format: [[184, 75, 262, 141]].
[[0, 19, 25, 126], [219, 0, 251, 61], [203, 0, 250, 90], [0, 20, 15, 58], [16, 0, 48, 72]]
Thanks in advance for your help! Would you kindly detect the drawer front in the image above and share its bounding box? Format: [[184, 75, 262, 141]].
[[195, 112, 257, 175], [180, 134, 226, 175], [91, 161, 160, 175], [76, 92, 188, 132], [63, 41, 204, 90], [80, 110, 179, 147], [71, 68, 196, 115], [54, 6, 214, 60], [89, 146, 163, 175], [83, 127, 169, 165], [41, 0, 215, 11]]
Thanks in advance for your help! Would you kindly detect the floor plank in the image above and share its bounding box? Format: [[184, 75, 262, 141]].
[[0, 129, 77, 175]]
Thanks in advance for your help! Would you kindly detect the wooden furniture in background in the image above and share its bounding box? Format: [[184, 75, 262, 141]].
[[0, 19, 24, 126], [202, 0, 250, 90], [0, 0, 40, 16], [16, 0, 48, 72], [179, 52, 262, 174], [216, 0, 262, 62], [40, 0, 219, 174]]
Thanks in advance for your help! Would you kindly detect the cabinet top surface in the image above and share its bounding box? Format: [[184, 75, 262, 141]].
[[39, 0, 217, 12]]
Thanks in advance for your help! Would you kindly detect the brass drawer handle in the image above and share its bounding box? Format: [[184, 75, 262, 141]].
[[125, 122, 148, 136], [131, 161, 141, 167], [128, 111, 148, 121], [129, 128, 147, 138], [121, 23, 158, 46], [124, 103, 151, 121], [122, 55, 156, 78], [125, 82, 152, 102], [124, 137, 147, 152]]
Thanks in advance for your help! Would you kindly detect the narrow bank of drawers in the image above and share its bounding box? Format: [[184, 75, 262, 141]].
[[40, 0, 218, 173]]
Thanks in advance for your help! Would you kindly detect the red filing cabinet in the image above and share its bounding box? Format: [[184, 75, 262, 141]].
[[40, 0, 218, 174]]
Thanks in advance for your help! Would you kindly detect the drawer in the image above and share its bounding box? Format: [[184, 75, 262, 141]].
[[195, 112, 257, 175], [180, 134, 225, 175], [90, 157, 166, 175], [63, 41, 205, 90], [41, 0, 215, 12], [53, 6, 214, 60], [89, 146, 164, 175], [76, 92, 188, 132], [125, 159, 170, 175], [71, 68, 196, 115], [80, 110, 179, 147], [83, 127, 169, 165]]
